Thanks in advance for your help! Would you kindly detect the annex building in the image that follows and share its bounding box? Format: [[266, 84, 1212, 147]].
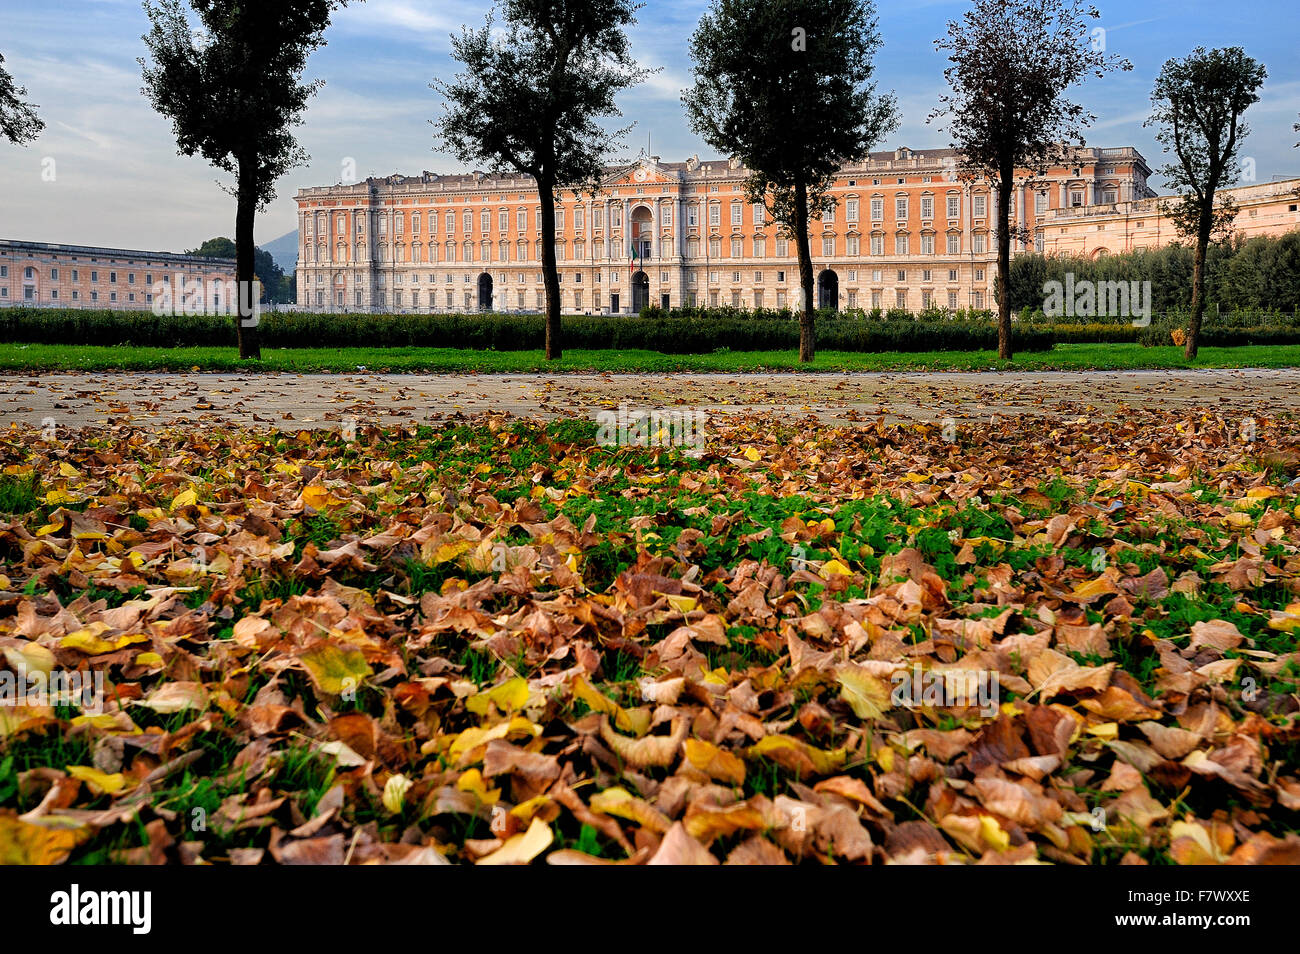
[[294, 145, 1155, 314]]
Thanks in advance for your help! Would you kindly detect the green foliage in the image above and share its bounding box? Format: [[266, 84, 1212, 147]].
[[683, 0, 898, 355], [0, 50, 43, 145], [0, 306, 1057, 353], [1008, 231, 1300, 315], [432, 0, 650, 359]]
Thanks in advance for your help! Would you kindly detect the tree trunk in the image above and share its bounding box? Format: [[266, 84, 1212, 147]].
[[996, 172, 1013, 361], [235, 155, 261, 361], [537, 178, 562, 361], [1186, 205, 1212, 362], [793, 179, 815, 363]]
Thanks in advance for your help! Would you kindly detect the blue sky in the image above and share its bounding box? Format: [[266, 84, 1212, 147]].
[[1, 0, 1297, 252]]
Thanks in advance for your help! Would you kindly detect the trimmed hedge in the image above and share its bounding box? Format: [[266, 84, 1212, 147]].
[[0, 307, 1055, 354]]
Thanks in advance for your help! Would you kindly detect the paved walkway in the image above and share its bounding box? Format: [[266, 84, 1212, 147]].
[[2, 368, 1294, 431]]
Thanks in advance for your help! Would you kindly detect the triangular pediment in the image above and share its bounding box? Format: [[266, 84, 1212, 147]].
[[602, 159, 680, 188]]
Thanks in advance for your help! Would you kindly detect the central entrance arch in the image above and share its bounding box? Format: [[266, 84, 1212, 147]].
[[817, 269, 839, 311], [477, 272, 493, 312], [631, 270, 650, 314]]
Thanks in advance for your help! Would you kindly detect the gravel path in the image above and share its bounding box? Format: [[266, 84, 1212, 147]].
[[2, 368, 1294, 432]]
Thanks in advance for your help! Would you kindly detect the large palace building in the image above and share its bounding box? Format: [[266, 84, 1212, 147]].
[[0, 240, 235, 310], [294, 145, 1154, 314]]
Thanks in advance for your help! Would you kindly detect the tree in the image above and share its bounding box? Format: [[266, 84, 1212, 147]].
[[1147, 47, 1266, 360], [0, 52, 44, 144], [931, 0, 1129, 360], [140, 0, 349, 359], [433, 0, 649, 361], [189, 237, 286, 303], [683, 0, 897, 362]]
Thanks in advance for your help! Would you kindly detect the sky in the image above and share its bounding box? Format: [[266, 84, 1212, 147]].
[[1, 0, 1297, 255]]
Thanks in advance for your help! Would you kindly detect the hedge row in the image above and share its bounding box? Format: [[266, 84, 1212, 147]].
[[0, 307, 1056, 353]]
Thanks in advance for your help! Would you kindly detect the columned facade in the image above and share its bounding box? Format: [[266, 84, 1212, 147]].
[[294, 146, 1155, 315]]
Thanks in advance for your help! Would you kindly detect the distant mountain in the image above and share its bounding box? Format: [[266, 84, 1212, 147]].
[[261, 229, 299, 273]]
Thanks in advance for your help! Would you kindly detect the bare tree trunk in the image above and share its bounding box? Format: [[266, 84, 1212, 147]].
[[1186, 207, 1212, 361], [794, 179, 815, 363], [996, 172, 1013, 362], [235, 155, 261, 361], [538, 178, 562, 361]]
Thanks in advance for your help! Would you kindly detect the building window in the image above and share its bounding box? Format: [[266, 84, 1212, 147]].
[[847, 236, 860, 256], [846, 199, 859, 222], [822, 237, 834, 257], [731, 203, 742, 226], [871, 198, 883, 221], [1035, 193, 1047, 215], [921, 235, 934, 255], [895, 196, 907, 220], [972, 233, 986, 254], [870, 235, 883, 256], [921, 196, 933, 219], [731, 237, 743, 257], [946, 234, 960, 255], [895, 234, 908, 256], [973, 195, 986, 218], [709, 204, 720, 227], [946, 195, 959, 218]]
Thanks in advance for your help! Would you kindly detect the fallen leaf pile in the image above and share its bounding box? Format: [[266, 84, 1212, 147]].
[[1, 407, 1298, 865]]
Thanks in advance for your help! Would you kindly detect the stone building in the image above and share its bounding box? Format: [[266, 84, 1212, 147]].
[[294, 145, 1154, 314]]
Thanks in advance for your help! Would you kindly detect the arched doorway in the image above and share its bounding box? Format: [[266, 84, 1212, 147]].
[[631, 270, 650, 314], [477, 272, 493, 312], [817, 269, 839, 311], [629, 206, 653, 263]]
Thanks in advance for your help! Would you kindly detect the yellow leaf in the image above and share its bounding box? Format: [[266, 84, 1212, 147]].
[[476, 817, 552, 865], [0, 813, 89, 865], [1086, 722, 1118, 741], [835, 664, 890, 720], [300, 485, 330, 509], [58, 462, 81, 478], [743, 447, 761, 462], [980, 814, 1011, 851], [382, 774, 413, 814], [819, 559, 852, 578], [589, 786, 672, 832], [571, 676, 649, 735], [2, 643, 54, 677], [448, 716, 541, 763], [747, 735, 846, 775], [66, 765, 126, 796], [433, 540, 471, 564], [169, 488, 197, 511], [298, 644, 372, 696], [665, 594, 698, 614], [684, 738, 746, 785], [466, 677, 530, 715], [456, 768, 502, 804]]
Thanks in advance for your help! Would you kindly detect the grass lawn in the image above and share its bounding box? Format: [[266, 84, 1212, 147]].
[[2, 341, 1300, 373]]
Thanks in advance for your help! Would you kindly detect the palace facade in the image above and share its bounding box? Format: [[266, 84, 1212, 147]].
[[1040, 176, 1300, 258], [0, 240, 235, 311], [294, 145, 1155, 314]]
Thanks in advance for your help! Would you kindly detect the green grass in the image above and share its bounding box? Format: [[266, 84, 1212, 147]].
[[4, 342, 1300, 373]]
